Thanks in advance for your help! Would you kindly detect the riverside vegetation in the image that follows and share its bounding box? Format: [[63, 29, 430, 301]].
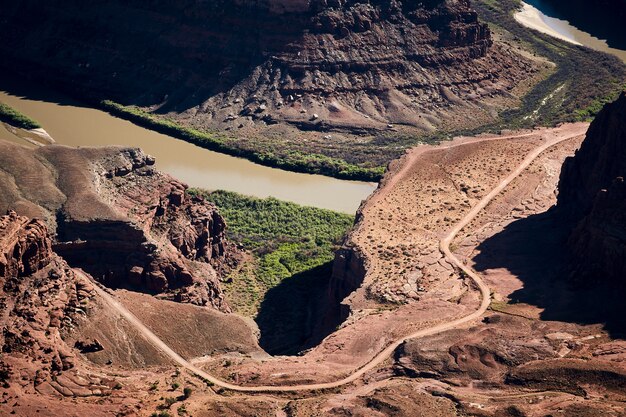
[[102, 101, 384, 182], [474, 0, 626, 126], [188, 189, 354, 317], [0, 101, 41, 130], [97, 0, 626, 182], [3, 0, 619, 181]]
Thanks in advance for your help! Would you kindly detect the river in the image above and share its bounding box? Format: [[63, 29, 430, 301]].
[[5, 2, 620, 215], [515, 1, 626, 63], [0, 87, 376, 214]]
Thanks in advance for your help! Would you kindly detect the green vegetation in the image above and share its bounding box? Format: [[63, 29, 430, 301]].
[[189, 189, 354, 316], [489, 299, 534, 319], [572, 81, 626, 120], [0, 102, 41, 130], [474, 0, 626, 128], [101, 100, 383, 181], [192, 373, 214, 387], [183, 387, 192, 399], [101, 1, 624, 181], [160, 397, 177, 409], [489, 300, 512, 313]]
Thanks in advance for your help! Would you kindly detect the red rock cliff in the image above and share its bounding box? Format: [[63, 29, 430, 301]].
[[0, 141, 233, 311], [557, 91, 626, 289], [0, 211, 95, 387], [0, 211, 52, 279], [0, 0, 532, 133]]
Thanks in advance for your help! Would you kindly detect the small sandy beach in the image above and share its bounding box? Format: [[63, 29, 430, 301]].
[[514, 2, 582, 45]]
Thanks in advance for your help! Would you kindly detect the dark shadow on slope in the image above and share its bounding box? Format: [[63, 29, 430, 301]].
[[0, 0, 312, 113], [473, 208, 626, 338], [0, 71, 95, 110], [256, 262, 346, 356], [525, 0, 626, 50], [0, 48, 266, 116]]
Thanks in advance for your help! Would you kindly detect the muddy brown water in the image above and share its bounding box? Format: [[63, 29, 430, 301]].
[[0, 123, 27, 147], [0, 89, 376, 214]]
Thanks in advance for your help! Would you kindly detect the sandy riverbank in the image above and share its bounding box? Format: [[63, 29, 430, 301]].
[[515, 1, 626, 63], [514, 2, 582, 45], [0, 123, 55, 147]]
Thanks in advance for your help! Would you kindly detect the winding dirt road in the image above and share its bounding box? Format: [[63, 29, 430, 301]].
[[77, 125, 587, 393]]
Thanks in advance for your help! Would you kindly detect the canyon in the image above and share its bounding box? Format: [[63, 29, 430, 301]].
[[0, 0, 542, 177], [0, 141, 232, 309], [1, 0, 626, 415], [3, 94, 626, 415]]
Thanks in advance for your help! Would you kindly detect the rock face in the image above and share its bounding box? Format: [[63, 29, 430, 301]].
[[557, 91, 626, 289], [0, 211, 95, 388], [0, 140, 232, 310], [0, 0, 533, 135], [395, 313, 626, 404], [0, 211, 52, 279]]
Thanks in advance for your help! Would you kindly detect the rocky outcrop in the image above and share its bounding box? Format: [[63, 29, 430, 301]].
[[0, 211, 52, 279], [557, 91, 626, 289], [558, 91, 626, 216], [0, 0, 534, 137], [328, 246, 367, 312], [394, 315, 566, 383], [302, 245, 368, 345], [0, 140, 233, 310], [565, 176, 626, 289], [505, 359, 626, 397], [0, 211, 95, 387], [394, 313, 626, 406], [74, 339, 104, 354]]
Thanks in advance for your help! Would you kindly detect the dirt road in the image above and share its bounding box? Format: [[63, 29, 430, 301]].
[[77, 124, 587, 392]]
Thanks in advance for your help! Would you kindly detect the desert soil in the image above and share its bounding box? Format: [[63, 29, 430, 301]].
[[7, 122, 626, 416]]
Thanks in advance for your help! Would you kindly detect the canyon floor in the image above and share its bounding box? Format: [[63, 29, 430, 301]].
[[4, 121, 624, 416]]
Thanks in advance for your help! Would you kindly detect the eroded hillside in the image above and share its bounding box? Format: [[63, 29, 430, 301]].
[[0, 0, 545, 179], [2, 113, 626, 415], [0, 141, 234, 308]]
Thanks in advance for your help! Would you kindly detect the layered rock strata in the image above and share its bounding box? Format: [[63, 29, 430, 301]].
[[0, 0, 535, 135], [0, 211, 95, 389], [0, 140, 231, 309]]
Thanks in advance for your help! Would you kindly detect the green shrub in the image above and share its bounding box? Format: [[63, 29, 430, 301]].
[[0, 102, 41, 130], [162, 397, 177, 408], [473, 0, 626, 128], [189, 189, 354, 315]]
